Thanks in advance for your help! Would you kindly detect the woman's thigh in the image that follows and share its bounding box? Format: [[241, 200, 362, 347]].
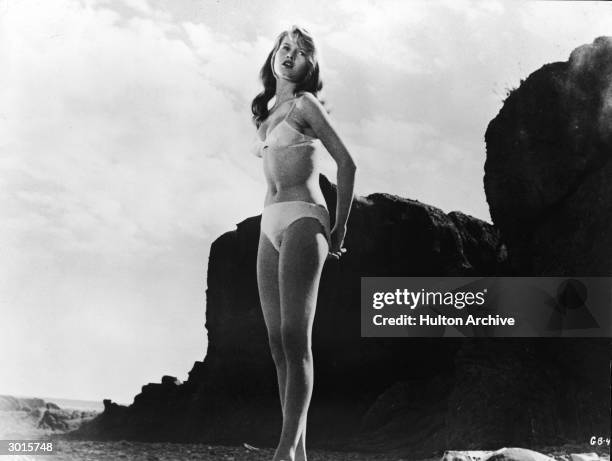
[[278, 218, 328, 336], [257, 232, 281, 335]]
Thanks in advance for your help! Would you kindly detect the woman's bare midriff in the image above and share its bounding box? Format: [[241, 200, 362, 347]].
[[263, 144, 327, 208]]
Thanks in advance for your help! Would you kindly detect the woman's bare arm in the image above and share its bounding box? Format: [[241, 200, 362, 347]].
[[299, 93, 356, 254]]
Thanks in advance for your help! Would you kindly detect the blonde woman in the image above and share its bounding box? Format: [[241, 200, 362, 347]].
[[251, 26, 356, 461]]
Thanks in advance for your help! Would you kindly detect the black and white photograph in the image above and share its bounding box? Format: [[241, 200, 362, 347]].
[[0, 0, 610, 460]]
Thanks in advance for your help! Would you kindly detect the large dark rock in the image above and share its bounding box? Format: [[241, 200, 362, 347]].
[[484, 36, 612, 275], [445, 339, 610, 449]]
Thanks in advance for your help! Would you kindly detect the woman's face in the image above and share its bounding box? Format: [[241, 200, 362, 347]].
[[272, 34, 310, 83]]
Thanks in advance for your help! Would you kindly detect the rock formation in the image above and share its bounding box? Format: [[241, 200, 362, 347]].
[[0, 396, 47, 412], [485, 36, 612, 276]]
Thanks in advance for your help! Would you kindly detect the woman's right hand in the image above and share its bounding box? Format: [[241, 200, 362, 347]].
[[328, 224, 347, 260]]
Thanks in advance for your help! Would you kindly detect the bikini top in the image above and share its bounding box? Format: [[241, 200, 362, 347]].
[[252, 96, 317, 158]]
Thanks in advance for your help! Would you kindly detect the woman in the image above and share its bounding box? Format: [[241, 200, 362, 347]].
[[251, 26, 356, 461]]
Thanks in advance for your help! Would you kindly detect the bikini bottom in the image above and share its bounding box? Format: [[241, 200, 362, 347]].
[[261, 201, 331, 252]]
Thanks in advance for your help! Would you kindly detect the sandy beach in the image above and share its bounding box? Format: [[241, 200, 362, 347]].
[[2, 439, 608, 461], [2, 398, 609, 461], [2, 409, 609, 461], [5, 439, 439, 460]]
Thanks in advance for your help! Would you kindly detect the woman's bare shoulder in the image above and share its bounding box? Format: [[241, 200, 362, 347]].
[[296, 91, 321, 105], [295, 92, 325, 121]]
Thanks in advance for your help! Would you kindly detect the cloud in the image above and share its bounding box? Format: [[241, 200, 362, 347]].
[[519, 1, 612, 50], [324, 0, 432, 74], [0, 0, 265, 261], [0, 0, 263, 402]]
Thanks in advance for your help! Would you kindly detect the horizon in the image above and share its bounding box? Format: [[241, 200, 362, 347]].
[[1, 0, 611, 404]]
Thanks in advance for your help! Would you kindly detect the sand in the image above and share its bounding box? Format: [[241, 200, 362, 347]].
[[2, 440, 608, 461], [6, 440, 438, 461], [1, 410, 608, 461]]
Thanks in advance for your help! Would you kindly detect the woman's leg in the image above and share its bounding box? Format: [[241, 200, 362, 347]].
[[257, 232, 284, 398], [257, 232, 309, 459], [273, 218, 328, 461]]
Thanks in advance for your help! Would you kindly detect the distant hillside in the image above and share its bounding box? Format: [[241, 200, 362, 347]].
[[0, 395, 99, 438], [0, 395, 103, 412]]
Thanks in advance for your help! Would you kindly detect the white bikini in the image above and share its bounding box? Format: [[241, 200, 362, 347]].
[[253, 96, 331, 252]]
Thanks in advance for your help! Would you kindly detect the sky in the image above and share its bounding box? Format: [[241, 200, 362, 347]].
[[0, 0, 610, 405]]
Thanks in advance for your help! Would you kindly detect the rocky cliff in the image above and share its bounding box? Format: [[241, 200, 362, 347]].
[[72, 38, 611, 456], [485, 36, 612, 276]]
